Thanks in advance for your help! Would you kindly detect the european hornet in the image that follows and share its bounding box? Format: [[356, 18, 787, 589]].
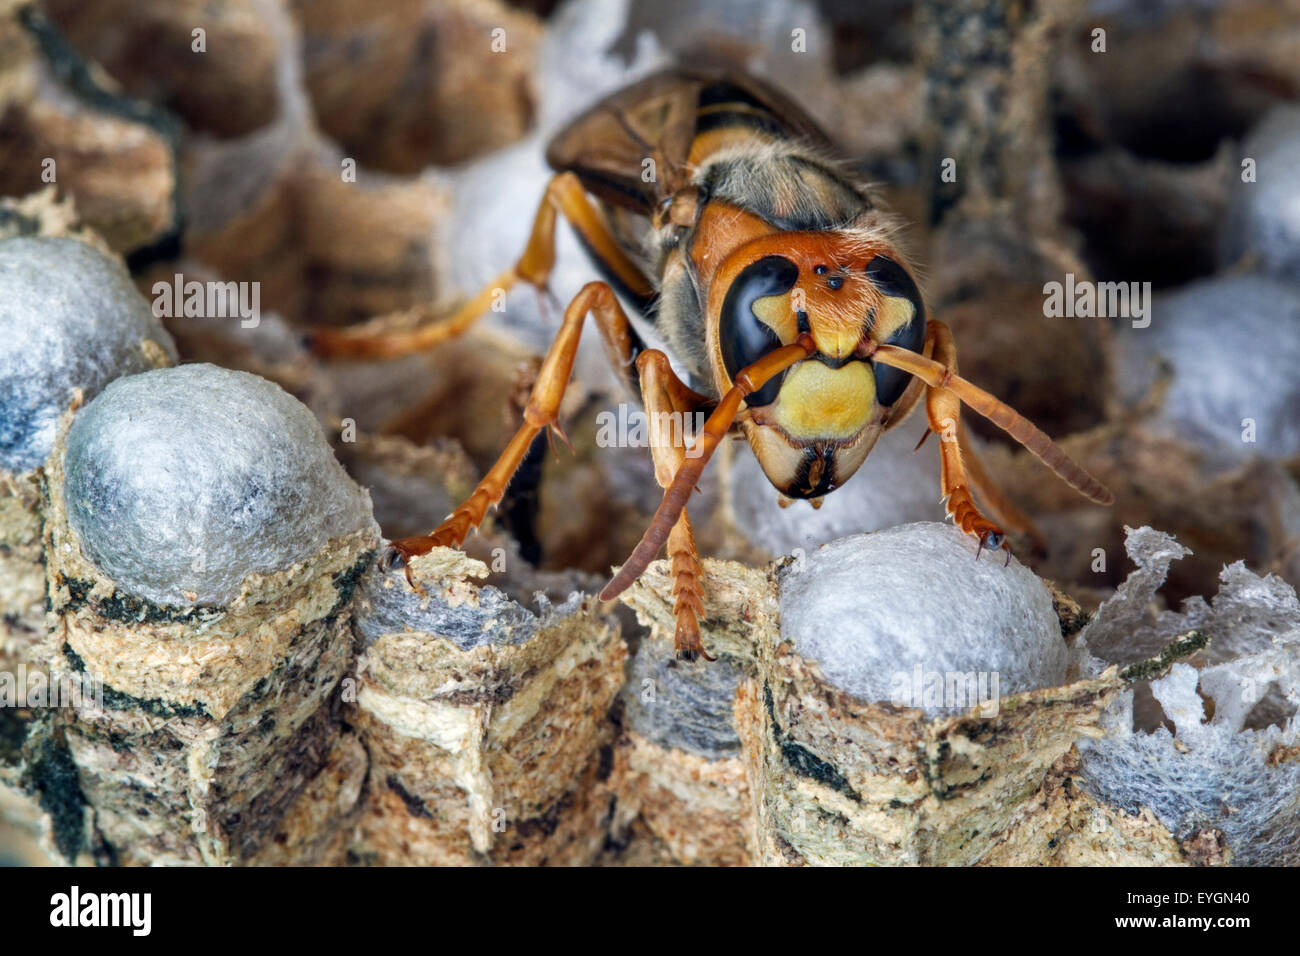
[[313, 69, 1114, 661]]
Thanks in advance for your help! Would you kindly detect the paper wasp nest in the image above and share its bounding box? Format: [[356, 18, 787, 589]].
[[0, 233, 176, 625], [617, 634, 751, 865], [347, 552, 625, 866], [63, 364, 374, 606], [36, 363, 378, 865], [1077, 530, 1300, 866], [778, 523, 1067, 709], [0, 236, 177, 474], [1115, 276, 1300, 468], [618, 527, 1209, 866], [1221, 105, 1300, 281], [4, 0, 1300, 869], [0, 231, 178, 862]]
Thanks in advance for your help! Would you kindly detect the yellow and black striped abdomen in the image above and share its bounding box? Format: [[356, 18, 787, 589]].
[[688, 78, 802, 151], [545, 68, 843, 218]]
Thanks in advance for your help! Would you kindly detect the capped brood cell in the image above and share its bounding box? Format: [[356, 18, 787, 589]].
[[43, 363, 377, 865]]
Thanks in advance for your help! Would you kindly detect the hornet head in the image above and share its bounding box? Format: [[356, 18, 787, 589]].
[[706, 232, 927, 500]]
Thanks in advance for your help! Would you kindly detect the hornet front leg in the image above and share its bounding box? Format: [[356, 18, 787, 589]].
[[634, 349, 714, 661], [388, 281, 641, 575]]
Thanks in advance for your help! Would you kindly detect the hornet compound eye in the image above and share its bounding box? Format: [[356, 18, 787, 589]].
[[864, 256, 926, 407], [719, 255, 800, 407]]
